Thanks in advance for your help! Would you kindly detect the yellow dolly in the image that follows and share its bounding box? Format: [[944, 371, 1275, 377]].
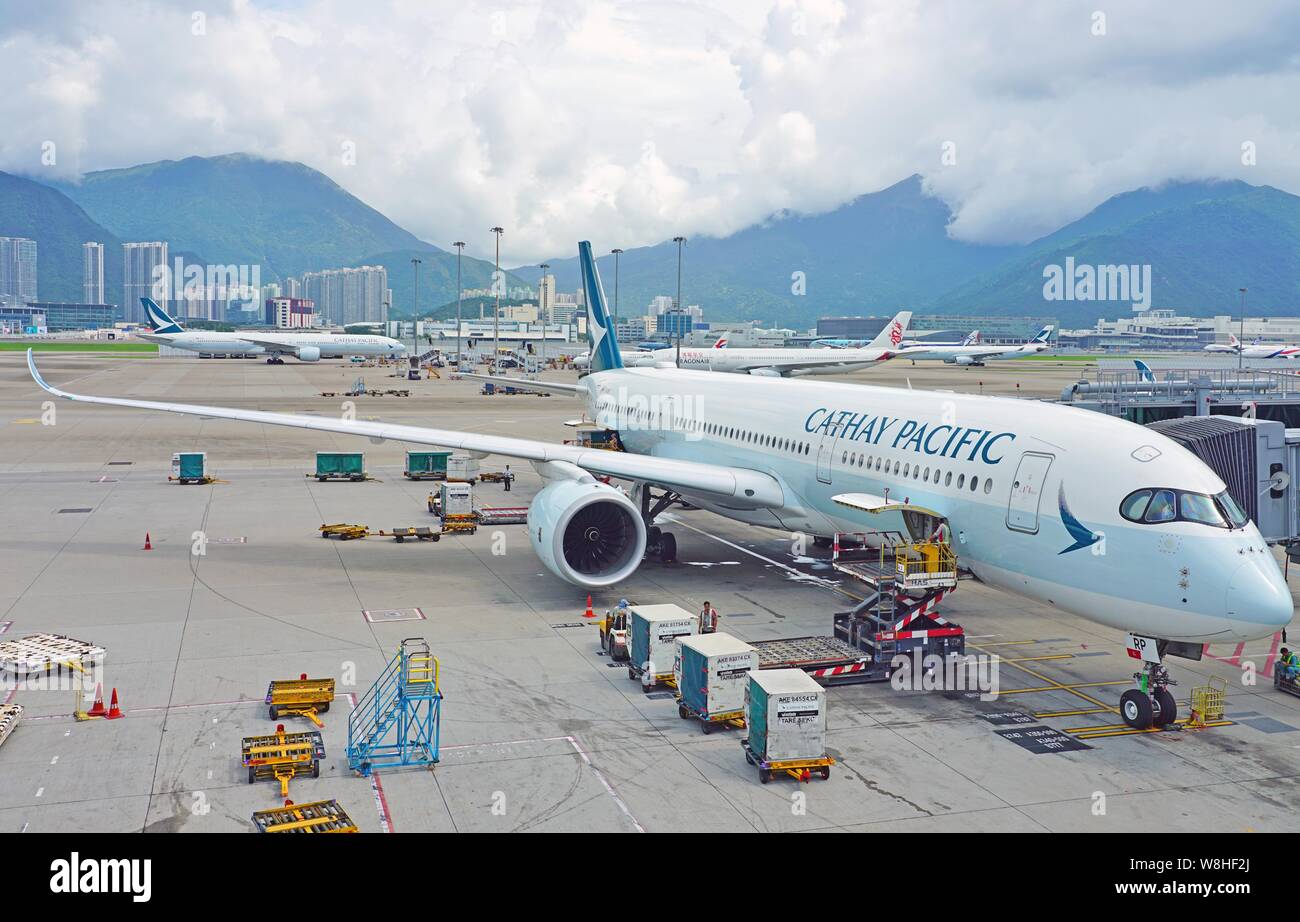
[[742, 739, 835, 783], [319, 523, 370, 540], [242, 725, 325, 798], [252, 799, 358, 833], [440, 513, 478, 535], [266, 674, 335, 727]]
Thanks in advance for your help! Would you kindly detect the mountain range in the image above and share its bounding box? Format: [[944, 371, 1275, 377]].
[[520, 176, 1300, 328], [4, 153, 1298, 328]]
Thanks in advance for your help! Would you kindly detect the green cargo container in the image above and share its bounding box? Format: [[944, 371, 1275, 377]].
[[404, 450, 451, 480], [314, 452, 366, 481], [171, 452, 208, 483]]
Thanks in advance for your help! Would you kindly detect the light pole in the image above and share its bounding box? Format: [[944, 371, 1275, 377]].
[[490, 226, 504, 374], [1239, 287, 1247, 371], [673, 236, 686, 366], [410, 257, 422, 364], [453, 241, 465, 368], [611, 248, 623, 341], [538, 263, 550, 373]]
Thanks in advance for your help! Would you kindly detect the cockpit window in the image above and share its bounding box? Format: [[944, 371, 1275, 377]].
[[1120, 490, 1152, 520], [1144, 490, 1176, 523], [1216, 491, 1249, 528], [1179, 492, 1225, 526], [1120, 487, 1250, 529]]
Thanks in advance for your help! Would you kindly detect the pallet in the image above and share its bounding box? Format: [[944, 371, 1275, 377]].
[[0, 703, 22, 749], [0, 634, 105, 675]]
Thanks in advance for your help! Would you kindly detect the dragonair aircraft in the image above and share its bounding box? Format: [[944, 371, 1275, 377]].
[[28, 243, 1292, 730], [136, 299, 406, 363], [574, 336, 726, 370], [898, 326, 1053, 365], [648, 311, 909, 377]]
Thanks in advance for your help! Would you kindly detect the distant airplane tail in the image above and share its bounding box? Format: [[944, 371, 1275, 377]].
[[579, 242, 623, 372], [870, 311, 912, 351], [1228, 333, 1240, 348], [1030, 325, 1053, 345], [961, 330, 980, 346], [712, 337, 727, 349], [142, 298, 184, 334], [1134, 359, 1155, 382]]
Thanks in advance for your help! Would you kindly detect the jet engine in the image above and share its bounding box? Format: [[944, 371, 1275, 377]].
[[528, 479, 646, 587], [296, 346, 321, 362], [952, 354, 981, 366]]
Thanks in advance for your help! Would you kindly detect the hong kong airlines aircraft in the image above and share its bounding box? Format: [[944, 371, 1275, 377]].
[[28, 242, 1292, 730]]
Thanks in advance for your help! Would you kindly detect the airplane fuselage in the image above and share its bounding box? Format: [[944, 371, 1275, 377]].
[[140, 331, 406, 359], [586, 366, 1291, 643]]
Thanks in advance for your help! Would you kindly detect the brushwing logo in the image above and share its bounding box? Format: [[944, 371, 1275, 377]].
[[1058, 484, 1101, 554]]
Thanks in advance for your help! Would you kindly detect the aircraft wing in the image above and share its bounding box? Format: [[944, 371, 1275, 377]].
[[233, 336, 304, 356], [456, 372, 585, 394], [27, 350, 782, 507]]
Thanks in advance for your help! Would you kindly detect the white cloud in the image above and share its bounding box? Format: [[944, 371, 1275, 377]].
[[2, 0, 1299, 262]]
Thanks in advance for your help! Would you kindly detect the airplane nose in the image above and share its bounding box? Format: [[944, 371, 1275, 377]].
[[1227, 559, 1295, 632]]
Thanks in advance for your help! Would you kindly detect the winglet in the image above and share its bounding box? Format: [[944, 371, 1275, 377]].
[[27, 349, 67, 399]]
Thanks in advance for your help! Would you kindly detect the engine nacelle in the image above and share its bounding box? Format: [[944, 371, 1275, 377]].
[[748, 367, 784, 377], [297, 346, 321, 362], [528, 479, 646, 588], [953, 354, 978, 366]]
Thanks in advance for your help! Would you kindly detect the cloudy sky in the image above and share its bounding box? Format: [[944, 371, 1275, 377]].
[[2, 0, 1299, 263]]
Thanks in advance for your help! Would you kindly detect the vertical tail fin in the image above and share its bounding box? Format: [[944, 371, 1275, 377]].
[[1031, 325, 1053, 344], [142, 298, 184, 334], [961, 330, 980, 346], [1134, 359, 1155, 382], [579, 241, 623, 372], [869, 311, 912, 350]]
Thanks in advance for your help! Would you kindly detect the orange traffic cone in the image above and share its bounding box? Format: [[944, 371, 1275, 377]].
[[86, 684, 108, 718], [582, 594, 596, 619], [105, 687, 123, 719], [143, 532, 152, 550]]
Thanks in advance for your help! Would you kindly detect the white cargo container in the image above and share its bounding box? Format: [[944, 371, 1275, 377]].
[[440, 481, 474, 517], [628, 604, 696, 680], [447, 453, 480, 482], [675, 632, 757, 718], [745, 668, 826, 762]]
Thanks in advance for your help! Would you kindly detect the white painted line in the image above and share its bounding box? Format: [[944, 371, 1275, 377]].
[[662, 515, 841, 590], [34, 788, 43, 798]]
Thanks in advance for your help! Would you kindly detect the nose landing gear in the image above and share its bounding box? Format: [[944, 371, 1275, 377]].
[[1120, 634, 1179, 730]]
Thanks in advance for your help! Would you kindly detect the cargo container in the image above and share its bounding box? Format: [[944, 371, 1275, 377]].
[[314, 452, 366, 481], [170, 451, 208, 483], [439, 481, 474, 517], [628, 604, 695, 688], [447, 453, 479, 483], [676, 632, 757, 720], [745, 668, 826, 763], [404, 450, 451, 480]]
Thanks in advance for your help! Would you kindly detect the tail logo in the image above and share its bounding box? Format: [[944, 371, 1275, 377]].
[[888, 321, 903, 346]]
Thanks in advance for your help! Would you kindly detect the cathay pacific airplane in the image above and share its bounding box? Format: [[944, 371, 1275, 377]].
[[898, 326, 1053, 365], [136, 299, 406, 363], [28, 243, 1292, 730]]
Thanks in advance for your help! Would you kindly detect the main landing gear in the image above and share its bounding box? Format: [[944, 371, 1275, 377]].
[[638, 485, 680, 564], [265, 356, 286, 365], [1120, 634, 1179, 730]]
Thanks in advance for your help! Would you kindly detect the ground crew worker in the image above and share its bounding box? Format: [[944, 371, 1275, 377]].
[[699, 601, 719, 634], [504, 464, 512, 492], [929, 520, 950, 544], [427, 492, 436, 514], [1280, 647, 1298, 680]]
